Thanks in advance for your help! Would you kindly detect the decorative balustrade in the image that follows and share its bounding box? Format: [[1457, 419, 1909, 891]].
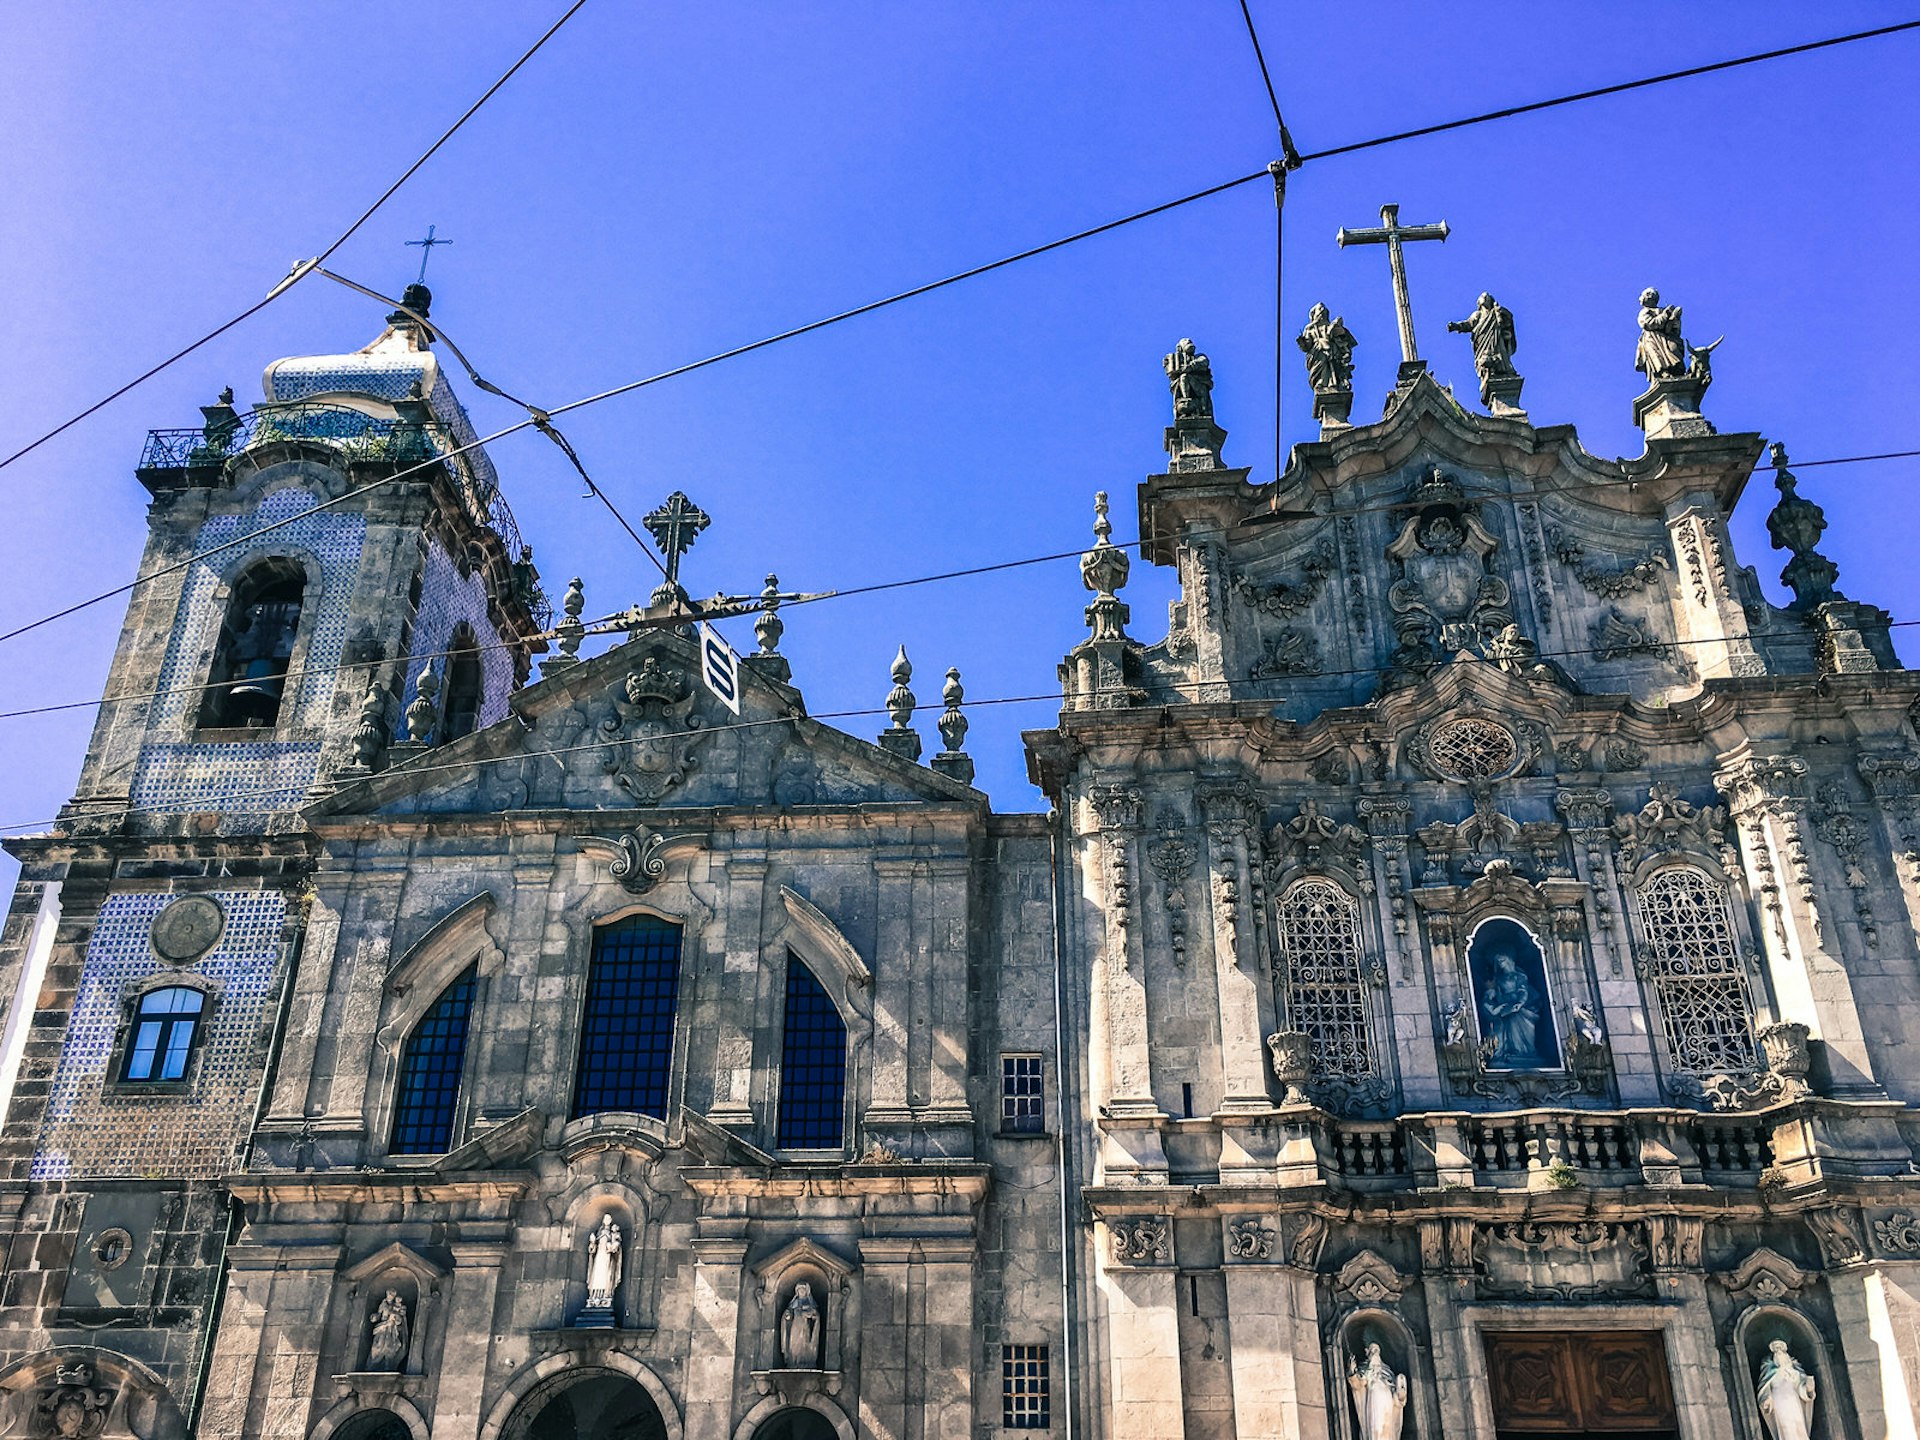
[[1326, 1121, 1410, 1181], [1691, 1116, 1774, 1173], [1466, 1113, 1639, 1177], [140, 402, 548, 626]]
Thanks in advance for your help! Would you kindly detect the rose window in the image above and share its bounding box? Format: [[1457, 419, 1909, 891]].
[[1425, 717, 1518, 782]]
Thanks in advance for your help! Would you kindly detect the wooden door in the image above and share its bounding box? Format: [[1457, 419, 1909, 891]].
[[1483, 1332, 1677, 1438]]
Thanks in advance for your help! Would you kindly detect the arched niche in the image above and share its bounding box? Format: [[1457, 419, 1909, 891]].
[[749, 1237, 857, 1382], [1727, 1304, 1848, 1440], [337, 1241, 448, 1377], [560, 1185, 645, 1330], [1326, 1306, 1437, 1440], [1462, 914, 1565, 1072], [0, 1345, 188, 1439]]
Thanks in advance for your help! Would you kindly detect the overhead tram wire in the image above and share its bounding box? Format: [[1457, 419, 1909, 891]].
[[1, 442, 1916, 726], [6, 611, 1920, 836], [1234, 0, 1303, 493], [3, 23, 1913, 481], [308, 266, 668, 577], [3, 20, 1918, 645], [0, 0, 593, 474]]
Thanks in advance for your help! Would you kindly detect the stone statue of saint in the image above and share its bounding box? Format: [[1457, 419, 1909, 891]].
[[1447, 292, 1518, 405], [1296, 304, 1357, 392], [780, 1281, 823, 1368], [1755, 1340, 1816, 1440], [1347, 1342, 1409, 1440], [1635, 288, 1688, 383], [585, 1216, 624, 1310], [1479, 954, 1542, 1065], [1164, 339, 1214, 421], [367, 1289, 409, 1372]]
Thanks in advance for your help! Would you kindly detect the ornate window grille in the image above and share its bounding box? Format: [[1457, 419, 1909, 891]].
[[1271, 879, 1376, 1079], [1002, 1344, 1051, 1429], [1425, 717, 1518, 782], [1632, 866, 1757, 1074]]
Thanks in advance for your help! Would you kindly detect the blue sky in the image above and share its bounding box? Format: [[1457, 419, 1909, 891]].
[[2, 4, 1917, 884]]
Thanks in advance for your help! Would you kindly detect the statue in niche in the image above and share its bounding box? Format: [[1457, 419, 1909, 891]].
[[1164, 339, 1215, 421], [1635, 288, 1688, 383], [780, 1281, 824, 1368], [1297, 303, 1357, 392], [1347, 1342, 1409, 1440], [1467, 918, 1562, 1069], [1447, 292, 1519, 406], [1755, 1340, 1816, 1440], [585, 1216, 624, 1311], [366, 1289, 409, 1372]]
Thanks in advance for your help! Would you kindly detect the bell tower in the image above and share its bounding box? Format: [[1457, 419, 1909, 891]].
[[63, 286, 547, 834]]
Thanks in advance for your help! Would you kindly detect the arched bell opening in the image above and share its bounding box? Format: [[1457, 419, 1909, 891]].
[[201, 556, 308, 729]]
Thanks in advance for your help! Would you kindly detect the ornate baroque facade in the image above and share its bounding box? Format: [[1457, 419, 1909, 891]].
[[1, 274, 1918, 1440]]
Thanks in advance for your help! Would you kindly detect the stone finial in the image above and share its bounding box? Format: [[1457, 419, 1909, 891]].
[[877, 646, 922, 762], [1765, 444, 1841, 609], [1447, 292, 1524, 416], [349, 678, 387, 771], [405, 665, 440, 744], [1080, 492, 1131, 643], [745, 573, 793, 684], [931, 667, 974, 785], [1297, 303, 1357, 432], [1163, 340, 1227, 472], [540, 576, 587, 679]]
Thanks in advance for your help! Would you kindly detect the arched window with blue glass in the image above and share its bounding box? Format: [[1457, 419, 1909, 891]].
[[122, 986, 206, 1083], [776, 952, 847, 1151], [571, 915, 684, 1121], [390, 965, 478, 1155]]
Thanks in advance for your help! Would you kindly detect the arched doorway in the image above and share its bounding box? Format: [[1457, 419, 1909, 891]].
[[509, 1372, 670, 1440], [753, 1408, 837, 1440], [333, 1410, 414, 1440]]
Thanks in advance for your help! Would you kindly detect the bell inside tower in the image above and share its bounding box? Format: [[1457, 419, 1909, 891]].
[[201, 559, 307, 729]]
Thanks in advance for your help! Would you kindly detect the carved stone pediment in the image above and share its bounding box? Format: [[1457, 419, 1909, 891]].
[[1473, 1221, 1651, 1301], [1712, 1246, 1815, 1301], [1334, 1249, 1406, 1305]]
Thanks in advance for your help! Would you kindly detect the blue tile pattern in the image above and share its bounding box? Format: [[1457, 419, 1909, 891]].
[[403, 540, 514, 732], [129, 486, 365, 825], [268, 356, 502, 504], [32, 889, 287, 1179]]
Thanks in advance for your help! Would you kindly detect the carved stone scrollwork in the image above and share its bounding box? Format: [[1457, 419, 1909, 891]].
[[1873, 1211, 1920, 1255], [1108, 1217, 1170, 1265], [578, 825, 672, 894], [1232, 538, 1337, 619], [1270, 799, 1368, 869], [1474, 1222, 1652, 1301], [1806, 1207, 1866, 1267], [1548, 526, 1673, 598], [1087, 784, 1143, 965], [1250, 629, 1323, 679], [1713, 1247, 1815, 1302], [1147, 824, 1194, 967], [1334, 1249, 1406, 1305], [1813, 781, 1878, 947], [1592, 608, 1672, 663], [1612, 783, 1729, 870], [1225, 1218, 1276, 1260], [37, 1364, 115, 1439]]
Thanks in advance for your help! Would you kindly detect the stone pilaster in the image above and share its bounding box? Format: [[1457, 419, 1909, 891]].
[[433, 1242, 507, 1440], [1201, 785, 1272, 1116], [1664, 500, 1764, 680], [683, 1235, 750, 1440], [1221, 1255, 1330, 1440]]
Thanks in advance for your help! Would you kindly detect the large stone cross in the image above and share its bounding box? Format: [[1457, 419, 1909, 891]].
[[643, 490, 711, 600], [1337, 203, 1450, 371]]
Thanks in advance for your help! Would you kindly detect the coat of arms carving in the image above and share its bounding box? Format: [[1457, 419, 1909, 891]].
[[600, 651, 709, 802]]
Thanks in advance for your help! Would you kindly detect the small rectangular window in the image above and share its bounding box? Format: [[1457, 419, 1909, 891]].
[[1001, 1054, 1045, 1134], [1003, 1343, 1050, 1429], [122, 986, 205, 1083]]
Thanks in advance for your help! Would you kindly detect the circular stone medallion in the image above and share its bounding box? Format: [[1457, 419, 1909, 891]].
[[151, 895, 225, 964], [1424, 716, 1519, 783]]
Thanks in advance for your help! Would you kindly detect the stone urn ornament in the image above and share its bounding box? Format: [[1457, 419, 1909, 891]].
[[1266, 1029, 1313, 1106]]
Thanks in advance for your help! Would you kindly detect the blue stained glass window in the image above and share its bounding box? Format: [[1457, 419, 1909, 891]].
[[571, 917, 683, 1121], [389, 966, 477, 1155], [776, 954, 846, 1150], [124, 986, 205, 1082]]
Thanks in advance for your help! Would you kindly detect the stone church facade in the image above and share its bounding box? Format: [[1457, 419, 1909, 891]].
[[0, 274, 1917, 1440]]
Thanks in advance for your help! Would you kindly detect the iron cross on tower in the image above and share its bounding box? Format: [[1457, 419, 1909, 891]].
[[406, 224, 452, 284], [1336, 203, 1450, 377], [643, 490, 711, 606]]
